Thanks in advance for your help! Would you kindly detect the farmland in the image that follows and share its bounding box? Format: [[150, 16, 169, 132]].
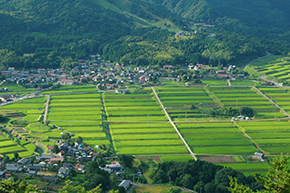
[[2, 83, 290, 177], [236, 120, 290, 154], [244, 55, 290, 82], [104, 90, 188, 155], [155, 87, 219, 122], [47, 93, 109, 146], [208, 87, 286, 119]]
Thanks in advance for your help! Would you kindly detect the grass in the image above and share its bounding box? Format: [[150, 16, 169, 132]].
[[160, 155, 194, 162], [114, 139, 183, 147], [116, 146, 188, 154], [220, 163, 269, 171], [112, 133, 179, 140]]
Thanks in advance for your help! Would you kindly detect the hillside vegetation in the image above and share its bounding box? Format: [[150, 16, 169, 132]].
[[0, 0, 289, 69], [145, 0, 290, 41]]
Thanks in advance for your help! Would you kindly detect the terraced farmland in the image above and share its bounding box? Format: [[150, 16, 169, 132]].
[[155, 87, 218, 122], [237, 121, 290, 154], [42, 84, 97, 94], [258, 87, 290, 115], [0, 133, 32, 157], [104, 90, 188, 155], [244, 55, 290, 82], [0, 97, 46, 122], [209, 87, 286, 119], [48, 93, 109, 146], [176, 122, 258, 155]]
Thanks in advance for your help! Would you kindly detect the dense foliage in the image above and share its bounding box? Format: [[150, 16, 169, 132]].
[[145, 0, 290, 41], [0, 0, 289, 69], [139, 159, 264, 193]]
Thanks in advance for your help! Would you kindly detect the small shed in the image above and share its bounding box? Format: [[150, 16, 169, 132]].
[[254, 152, 264, 160], [119, 180, 131, 190]]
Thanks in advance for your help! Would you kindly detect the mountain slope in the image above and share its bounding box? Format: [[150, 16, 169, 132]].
[[144, 0, 290, 40]]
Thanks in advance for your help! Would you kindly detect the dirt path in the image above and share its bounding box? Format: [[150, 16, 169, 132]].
[[151, 87, 197, 161], [232, 122, 265, 154], [43, 95, 50, 123], [240, 51, 272, 70], [254, 86, 290, 118]]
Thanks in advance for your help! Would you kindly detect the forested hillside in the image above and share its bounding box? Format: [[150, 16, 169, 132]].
[[144, 0, 290, 41], [0, 0, 289, 69]]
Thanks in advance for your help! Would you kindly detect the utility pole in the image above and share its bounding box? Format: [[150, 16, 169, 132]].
[[148, 114, 149, 128]]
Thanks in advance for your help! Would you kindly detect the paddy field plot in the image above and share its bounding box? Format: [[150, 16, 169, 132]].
[[0, 96, 47, 121], [48, 93, 109, 145], [237, 121, 290, 154], [155, 87, 217, 121], [258, 87, 290, 114], [104, 91, 188, 155], [209, 87, 286, 119], [176, 122, 257, 155]]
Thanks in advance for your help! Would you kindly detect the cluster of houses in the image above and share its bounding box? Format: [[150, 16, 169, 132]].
[[0, 141, 127, 183]]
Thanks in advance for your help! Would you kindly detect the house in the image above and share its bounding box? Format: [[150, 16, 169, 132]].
[[28, 170, 37, 176], [0, 171, 6, 179], [254, 152, 264, 160], [163, 65, 174, 70], [29, 164, 44, 171], [118, 180, 131, 190], [60, 143, 68, 150], [47, 145, 54, 153], [17, 158, 30, 165], [6, 164, 23, 172], [75, 163, 85, 172], [83, 146, 92, 153], [49, 157, 64, 164], [58, 167, 70, 178], [36, 155, 54, 161], [59, 79, 75, 85], [188, 63, 194, 70], [63, 163, 74, 169], [237, 115, 245, 120], [237, 74, 245, 79], [42, 176, 57, 182], [105, 161, 123, 172]]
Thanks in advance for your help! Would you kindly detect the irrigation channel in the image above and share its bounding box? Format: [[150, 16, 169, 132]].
[[151, 87, 197, 161]]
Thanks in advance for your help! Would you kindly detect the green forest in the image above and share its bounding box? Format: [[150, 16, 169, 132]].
[[0, 0, 289, 69]]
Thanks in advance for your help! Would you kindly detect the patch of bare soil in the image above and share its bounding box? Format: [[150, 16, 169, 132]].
[[200, 156, 236, 163]]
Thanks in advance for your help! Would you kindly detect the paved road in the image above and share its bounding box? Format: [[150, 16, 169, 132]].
[[43, 95, 50, 123], [151, 87, 197, 161], [254, 86, 290, 118], [240, 51, 272, 70]]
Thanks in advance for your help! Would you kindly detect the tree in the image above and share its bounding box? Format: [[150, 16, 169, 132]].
[[59, 180, 102, 193], [53, 145, 60, 153], [229, 154, 290, 193], [240, 107, 254, 117], [118, 154, 134, 168], [13, 152, 19, 160], [0, 179, 41, 193]]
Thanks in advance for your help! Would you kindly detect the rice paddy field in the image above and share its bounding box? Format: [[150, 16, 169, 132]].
[[176, 122, 258, 155], [258, 87, 290, 114], [237, 120, 290, 154], [104, 90, 188, 155], [208, 87, 286, 119], [42, 84, 97, 94], [155, 87, 220, 122], [0, 133, 32, 157], [244, 55, 290, 82], [0, 96, 47, 122], [48, 93, 109, 146]]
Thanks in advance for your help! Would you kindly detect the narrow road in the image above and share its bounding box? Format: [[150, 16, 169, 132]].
[[43, 95, 50, 123], [227, 79, 231, 86], [151, 87, 197, 161], [240, 51, 272, 70], [254, 87, 290, 118]]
